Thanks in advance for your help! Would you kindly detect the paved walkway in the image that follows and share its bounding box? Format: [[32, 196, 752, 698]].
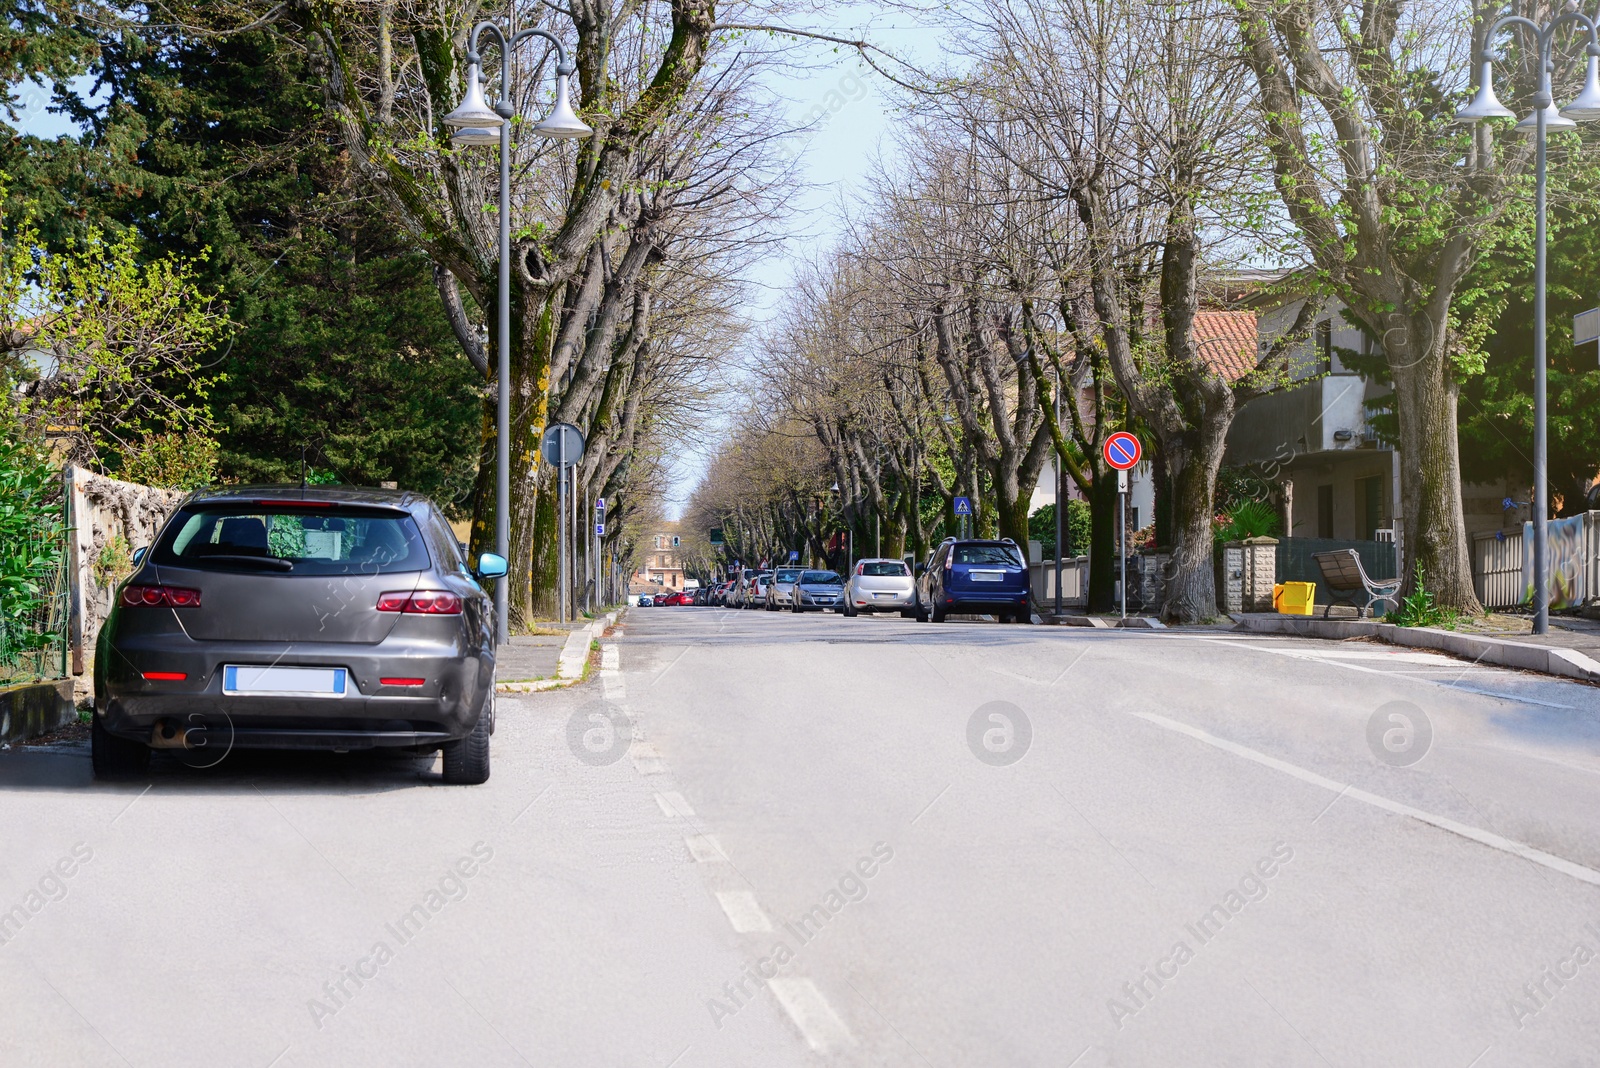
[[495, 629, 576, 683]]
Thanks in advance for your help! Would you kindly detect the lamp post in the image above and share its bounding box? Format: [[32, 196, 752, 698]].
[[1456, 13, 1600, 635], [441, 22, 593, 643]]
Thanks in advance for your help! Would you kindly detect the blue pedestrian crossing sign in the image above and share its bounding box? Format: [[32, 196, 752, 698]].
[[788, 550, 800, 562], [953, 496, 973, 516]]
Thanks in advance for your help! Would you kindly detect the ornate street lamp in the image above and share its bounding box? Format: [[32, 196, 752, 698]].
[[442, 24, 593, 641]]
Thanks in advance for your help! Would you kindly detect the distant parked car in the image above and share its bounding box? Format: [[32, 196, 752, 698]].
[[742, 571, 773, 609], [667, 591, 692, 606], [916, 538, 1032, 623], [653, 592, 671, 606], [691, 587, 709, 605], [93, 485, 505, 784], [791, 569, 844, 612], [766, 567, 803, 610], [636, 593, 654, 607], [842, 558, 917, 617]]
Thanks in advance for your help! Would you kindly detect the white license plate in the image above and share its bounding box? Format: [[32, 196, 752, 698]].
[[873, 592, 894, 598], [970, 572, 1003, 583], [223, 665, 348, 697]]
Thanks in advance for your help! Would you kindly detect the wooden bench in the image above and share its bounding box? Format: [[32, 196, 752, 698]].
[[1311, 549, 1401, 619]]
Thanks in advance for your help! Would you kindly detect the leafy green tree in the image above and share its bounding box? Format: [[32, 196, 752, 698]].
[[3, 17, 483, 508], [2, 189, 228, 471], [1458, 155, 1600, 518]]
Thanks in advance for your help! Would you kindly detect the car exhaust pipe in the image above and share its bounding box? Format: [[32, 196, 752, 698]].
[[149, 718, 192, 749]]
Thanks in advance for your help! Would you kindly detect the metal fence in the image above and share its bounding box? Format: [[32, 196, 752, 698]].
[[1276, 537, 1399, 586], [1472, 529, 1525, 610], [0, 527, 70, 685]]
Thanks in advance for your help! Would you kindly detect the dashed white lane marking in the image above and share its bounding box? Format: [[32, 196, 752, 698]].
[[684, 834, 729, 863], [714, 890, 773, 932], [1124, 708, 1600, 887], [768, 978, 854, 1052], [655, 791, 695, 818], [601, 644, 621, 671], [631, 741, 665, 775]]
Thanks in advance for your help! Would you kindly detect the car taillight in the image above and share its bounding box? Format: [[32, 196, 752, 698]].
[[944, 555, 953, 571], [121, 585, 202, 608], [380, 677, 426, 686], [142, 671, 187, 681], [376, 591, 462, 614]]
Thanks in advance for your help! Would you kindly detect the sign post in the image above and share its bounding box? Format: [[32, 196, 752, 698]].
[[541, 423, 586, 623], [953, 495, 973, 540], [1103, 432, 1143, 621]]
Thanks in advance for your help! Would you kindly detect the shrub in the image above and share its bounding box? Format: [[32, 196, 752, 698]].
[[1389, 567, 1459, 629], [1214, 500, 1283, 544]]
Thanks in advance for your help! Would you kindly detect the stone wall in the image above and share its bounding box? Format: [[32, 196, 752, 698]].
[[66, 468, 186, 685]]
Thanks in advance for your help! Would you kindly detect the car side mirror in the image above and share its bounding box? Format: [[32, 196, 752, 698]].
[[915, 563, 927, 576], [476, 552, 509, 579], [131, 546, 148, 566]]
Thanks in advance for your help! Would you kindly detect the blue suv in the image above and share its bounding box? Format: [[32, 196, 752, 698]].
[[916, 539, 1033, 623]]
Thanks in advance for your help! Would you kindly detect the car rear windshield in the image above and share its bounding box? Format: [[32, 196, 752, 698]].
[[802, 570, 842, 585], [954, 544, 1023, 566], [861, 562, 909, 577], [775, 569, 802, 582], [153, 504, 430, 575]]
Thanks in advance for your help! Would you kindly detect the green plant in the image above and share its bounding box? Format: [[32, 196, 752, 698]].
[[0, 425, 63, 667], [119, 433, 219, 490], [94, 535, 132, 590], [1389, 567, 1460, 629], [1213, 500, 1283, 544]]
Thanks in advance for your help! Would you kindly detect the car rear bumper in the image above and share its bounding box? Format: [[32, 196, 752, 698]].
[[852, 590, 915, 609], [946, 591, 1031, 613], [97, 634, 490, 748]]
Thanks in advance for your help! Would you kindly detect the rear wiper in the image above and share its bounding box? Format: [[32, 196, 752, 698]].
[[199, 554, 295, 571]]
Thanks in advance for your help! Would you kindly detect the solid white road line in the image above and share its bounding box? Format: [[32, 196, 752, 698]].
[[1123, 708, 1600, 887], [768, 978, 853, 1052], [684, 834, 728, 863], [654, 791, 695, 818], [714, 890, 773, 933]]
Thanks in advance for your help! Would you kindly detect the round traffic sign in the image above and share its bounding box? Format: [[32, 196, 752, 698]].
[[1103, 432, 1142, 471], [541, 423, 585, 468]]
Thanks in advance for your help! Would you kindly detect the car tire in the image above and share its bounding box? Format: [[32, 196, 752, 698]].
[[842, 601, 857, 617], [441, 710, 492, 785], [931, 602, 947, 623], [92, 715, 150, 779]]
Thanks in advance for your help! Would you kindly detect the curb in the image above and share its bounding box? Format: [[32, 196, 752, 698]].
[[499, 610, 619, 694], [0, 678, 75, 746], [1231, 615, 1600, 686]]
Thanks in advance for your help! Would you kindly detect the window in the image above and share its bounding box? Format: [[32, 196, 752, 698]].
[[954, 544, 1023, 565], [861, 561, 909, 577], [1317, 485, 1334, 539], [155, 505, 429, 575], [1316, 319, 1333, 374]]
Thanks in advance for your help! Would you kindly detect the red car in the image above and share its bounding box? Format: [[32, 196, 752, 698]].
[[653, 593, 671, 606], [667, 591, 693, 606]]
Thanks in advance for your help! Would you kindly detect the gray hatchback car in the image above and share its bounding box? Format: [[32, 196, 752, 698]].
[[92, 486, 507, 784]]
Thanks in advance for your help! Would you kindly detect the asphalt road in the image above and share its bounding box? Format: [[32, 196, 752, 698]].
[[4, 606, 1600, 1067]]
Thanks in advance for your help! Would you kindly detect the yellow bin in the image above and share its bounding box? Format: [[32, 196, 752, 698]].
[[1274, 581, 1316, 616]]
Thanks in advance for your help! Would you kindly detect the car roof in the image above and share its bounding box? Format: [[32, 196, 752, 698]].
[[182, 484, 428, 513]]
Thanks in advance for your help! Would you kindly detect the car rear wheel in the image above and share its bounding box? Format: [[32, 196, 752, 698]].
[[92, 715, 150, 779], [931, 602, 946, 623], [441, 710, 491, 785], [842, 601, 857, 617]]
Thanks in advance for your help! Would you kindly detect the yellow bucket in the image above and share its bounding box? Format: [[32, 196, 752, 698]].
[[1274, 581, 1316, 616]]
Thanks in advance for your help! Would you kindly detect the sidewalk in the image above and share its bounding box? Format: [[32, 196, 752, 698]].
[[1232, 612, 1600, 686], [495, 611, 619, 693]]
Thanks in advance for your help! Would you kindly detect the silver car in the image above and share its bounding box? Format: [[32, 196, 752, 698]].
[[766, 567, 803, 610], [93, 486, 506, 784], [791, 569, 845, 612], [842, 558, 918, 617]]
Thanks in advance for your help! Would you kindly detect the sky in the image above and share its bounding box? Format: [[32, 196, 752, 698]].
[[11, 10, 937, 519]]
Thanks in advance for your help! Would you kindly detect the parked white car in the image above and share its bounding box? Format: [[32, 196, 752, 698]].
[[842, 558, 918, 617]]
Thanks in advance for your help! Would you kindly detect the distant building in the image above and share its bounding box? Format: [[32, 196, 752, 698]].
[[632, 523, 684, 590]]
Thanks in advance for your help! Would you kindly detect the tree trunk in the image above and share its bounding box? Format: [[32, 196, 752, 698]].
[[1088, 473, 1117, 612], [1391, 318, 1481, 612], [1162, 424, 1227, 624]]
